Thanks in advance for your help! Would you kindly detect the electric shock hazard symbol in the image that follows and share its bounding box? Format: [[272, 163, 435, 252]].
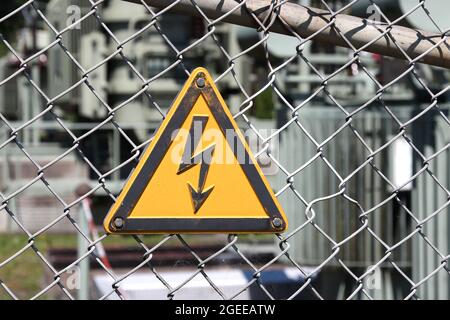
[[103, 68, 287, 234]]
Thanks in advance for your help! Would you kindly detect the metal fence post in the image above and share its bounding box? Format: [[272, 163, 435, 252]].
[[77, 202, 90, 300]]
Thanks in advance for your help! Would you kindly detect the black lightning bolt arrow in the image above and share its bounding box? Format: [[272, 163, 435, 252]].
[[177, 115, 215, 213]]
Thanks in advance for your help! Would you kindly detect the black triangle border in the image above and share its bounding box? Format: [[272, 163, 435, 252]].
[[107, 71, 286, 233]]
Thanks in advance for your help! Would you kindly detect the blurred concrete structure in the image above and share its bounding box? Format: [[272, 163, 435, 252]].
[[351, 0, 448, 33], [0, 0, 449, 300], [94, 267, 316, 300], [46, 0, 243, 141], [0, 9, 89, 233], [0, 0, 245, 232], [265, 0, 450, 301]]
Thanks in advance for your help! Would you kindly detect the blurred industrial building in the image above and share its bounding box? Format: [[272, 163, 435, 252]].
[[0, 0, 449, 299]]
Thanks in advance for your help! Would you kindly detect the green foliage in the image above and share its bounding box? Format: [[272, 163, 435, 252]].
[[0, 233, 230, 299], [253, 87, 275, 119], [0, 1, 27, 56]]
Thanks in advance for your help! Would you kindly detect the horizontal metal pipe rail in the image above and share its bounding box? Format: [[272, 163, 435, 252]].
[[124, 0, 450, 69]]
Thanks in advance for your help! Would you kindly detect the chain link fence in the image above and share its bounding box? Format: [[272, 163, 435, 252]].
[[0, 0, 449, 300]]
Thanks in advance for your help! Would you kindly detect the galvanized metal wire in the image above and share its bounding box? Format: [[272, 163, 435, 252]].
[[0, 0, 449, 300]]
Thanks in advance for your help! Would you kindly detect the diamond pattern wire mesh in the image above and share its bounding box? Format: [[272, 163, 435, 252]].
[[0, 0, 449, 300]]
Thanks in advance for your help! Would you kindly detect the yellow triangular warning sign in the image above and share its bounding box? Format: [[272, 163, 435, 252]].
[[103, 68, 288, 234]]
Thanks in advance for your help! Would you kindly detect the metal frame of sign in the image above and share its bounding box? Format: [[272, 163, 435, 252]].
[[103, 68, 287, 234]]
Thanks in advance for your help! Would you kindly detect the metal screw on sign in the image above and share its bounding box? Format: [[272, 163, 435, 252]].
[[113, 217, 124, 229], [196, 75, 206, 88], [272, 218, 282, 229]]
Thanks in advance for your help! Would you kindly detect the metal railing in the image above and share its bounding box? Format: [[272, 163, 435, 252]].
[[0, 0, 449, 300]]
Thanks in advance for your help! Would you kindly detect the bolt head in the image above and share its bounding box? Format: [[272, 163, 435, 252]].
[[196, 76, 205, 88], [113, 217, 124, 229], [272, 218, 282, 228]]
